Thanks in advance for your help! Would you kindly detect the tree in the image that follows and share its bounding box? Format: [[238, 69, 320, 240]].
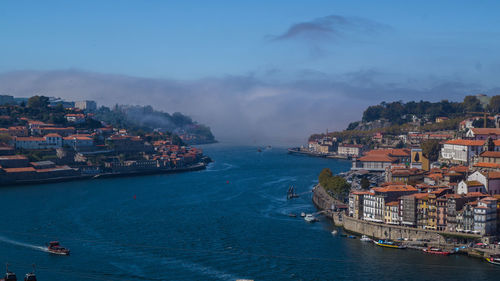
[[318, 168, 351, 200], [489, 95, 500, 113], [0, 133, 12, 144], [463, 95, 483, 112], [27, 95, 50, 109], [472, 118, 495, 128], [421, 140, 440, 162]]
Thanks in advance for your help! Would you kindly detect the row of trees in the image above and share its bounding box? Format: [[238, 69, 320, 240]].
[[361, 95, 496, 124]]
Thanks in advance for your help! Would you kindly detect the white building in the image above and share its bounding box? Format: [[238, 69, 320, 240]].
[[75, 100, 97, 111], [473, 197, 497, 235], [338, 144, 363, 157], [15, 134, 63, 150], [440, 139, 484, 165]]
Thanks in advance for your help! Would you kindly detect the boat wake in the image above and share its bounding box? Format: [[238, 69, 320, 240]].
[[0, 235, 48, 252]]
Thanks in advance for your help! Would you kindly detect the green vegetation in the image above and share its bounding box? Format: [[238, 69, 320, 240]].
[[319, 168, 351, 200], [361, 96, 489, 124]]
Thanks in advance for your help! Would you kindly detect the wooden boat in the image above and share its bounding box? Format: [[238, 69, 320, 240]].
[[423, 247, 451, 256], [485, 256, 500, 265], [373, 240, 406, 249]]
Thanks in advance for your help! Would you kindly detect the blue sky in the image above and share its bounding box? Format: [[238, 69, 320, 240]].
[[2, 0, 500, 143], [2, 0, 500, 82]]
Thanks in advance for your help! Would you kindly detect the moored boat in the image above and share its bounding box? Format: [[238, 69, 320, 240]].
[[331, 230, 338, 235], [423, 247, 451, 256], [304, 214, 317, 223], [373, 240, 406, 249], [300, 212, 306, 217], [485, 255, 500, 265], [47, 241, 70, 255], [0, 264, 17, 281], [360, 235, 372, 242]]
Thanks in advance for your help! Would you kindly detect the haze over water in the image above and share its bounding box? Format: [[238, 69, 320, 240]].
[[0, 145, 497, 280]]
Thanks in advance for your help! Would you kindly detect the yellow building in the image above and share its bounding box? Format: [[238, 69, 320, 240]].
[[384, 201, 400, 225], [411, 148, 430, 171]]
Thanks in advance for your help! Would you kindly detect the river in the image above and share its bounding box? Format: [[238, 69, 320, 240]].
[[0, 144, 498, 280]]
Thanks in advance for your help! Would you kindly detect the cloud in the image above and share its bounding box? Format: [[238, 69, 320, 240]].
[[270, 15, 389, 42], [0, 69, 486, 145]]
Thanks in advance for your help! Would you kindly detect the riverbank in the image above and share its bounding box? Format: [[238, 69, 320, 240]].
[[0, 161, 208, 187], [287, 147, 350, 159], [312, 184, 500, 259]]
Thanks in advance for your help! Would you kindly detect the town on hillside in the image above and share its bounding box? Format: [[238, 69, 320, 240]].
[[304, 95, 500, 243], [0, 95, 212, 185]]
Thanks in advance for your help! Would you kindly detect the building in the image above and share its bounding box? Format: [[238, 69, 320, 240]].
[[474, 197, 497, 235], [400, 195, 417, 227], [75, 100, 97, 111], [387, 167, 426, 184], [348, 191, 370, 219], [446, 194, 467, 232], [436, 196, 448, 231], [466, 128, 500, 140], [65, 114, 86, 123], [415, 193, 430, 229], [0, 155, 29, 168], [63, 135, 94, 149], [384, 201, 400, 225], [338, 144, 364, 157], [352, 154, 398, 172], [410, 148, 430, 171], [440, 139, 485, 165], [363, 185, 418, 223], [15, 134, 63, 150], [457, 180, 486, 195]]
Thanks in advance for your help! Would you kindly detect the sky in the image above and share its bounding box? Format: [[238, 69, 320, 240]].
[[1, 0, 500, 144]]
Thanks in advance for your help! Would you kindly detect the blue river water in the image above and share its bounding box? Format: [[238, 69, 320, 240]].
[[0, 144, 499, 280]]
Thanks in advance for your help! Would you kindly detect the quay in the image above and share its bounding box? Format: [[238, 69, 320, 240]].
[[312, 184, 500, 259]]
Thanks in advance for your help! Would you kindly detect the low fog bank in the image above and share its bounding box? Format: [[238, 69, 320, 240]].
[[0, 70, 485, 145]]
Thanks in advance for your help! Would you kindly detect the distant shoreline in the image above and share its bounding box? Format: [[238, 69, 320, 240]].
[[0, 161, 208, 187], [287, 147, 350, 159]]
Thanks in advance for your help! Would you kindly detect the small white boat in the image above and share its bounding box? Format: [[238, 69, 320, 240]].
[[360, 235, 372, 242], [300, 212, 306, 217], [304, 214, 316, 223], [331, 230, 338, 235]]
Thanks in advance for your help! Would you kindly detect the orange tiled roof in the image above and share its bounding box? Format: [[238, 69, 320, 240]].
[[480, 151, 500, 158], [466, 180, 484, 186], [366, 148, 410, 157], [488, 171, 500, 179], [444, 139, 485, 146], [358, 154, 397, 162], [3, 167, 36, 173], [44, 133, 62, 138], [449, 166, 469, 173], [372, 185, 417, 193], [385, 201, 399, 206], [470, 128, 500, 135], [0, 155, 27, 160], [15, 137, 45, 141], [352, 191, 371, 195], [466, 192, 488, 198], [413, 193, 429, 199], [473, 162, 500, 169]]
